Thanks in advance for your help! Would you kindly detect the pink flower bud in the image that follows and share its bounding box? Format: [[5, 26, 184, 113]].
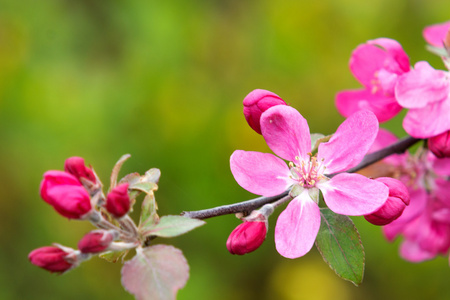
[[78, 230, 115, 253], [40, 171, 92, 219], [428, 131, 450, 158], [28, 246, 74, 273], [243, 89, 287, 134], [364, 177, 410, 226], [105, 183, 130, 218], [64, 156, 96, 183], [226, 220, 267, 255]]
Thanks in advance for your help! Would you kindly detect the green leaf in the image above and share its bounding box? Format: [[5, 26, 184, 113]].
[[121, 245, 189, 300], [315, 208, 364, 286], [139, 191, 159, 228], [311, 134, 332, 153], [140, 215, 205, 238]]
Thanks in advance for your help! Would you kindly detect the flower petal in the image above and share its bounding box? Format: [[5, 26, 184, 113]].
[[260, 105, 311, 162], [402, 97, 450, 138], [335, 88, 402, 123], [318, 110, 379, 174], [399, 239, 436, 263], [230, 150, 292, 197], [423, 21, 450, 47], [368, 38, 410, 73], [274, 192, 321, 259], [350, 43, 390, 87], [368, 128, 406, 166], [395, 61, 449, 109], [318, 173, 388, 216]]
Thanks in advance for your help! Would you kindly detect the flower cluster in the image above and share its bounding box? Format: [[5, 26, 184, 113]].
[[228, 90, 390, 258], [334, 20, 450, 264], [29, 156, 140, 273]]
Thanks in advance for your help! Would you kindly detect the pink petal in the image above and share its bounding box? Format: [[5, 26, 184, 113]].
[[230, 150, 292, 197], [350, 43, 391, 87], [368, 38, 410, 73], [383, 219, 406, 242], [399, 239, 436, 263], [423, 21, 450, 47], [335, 89, 402, 123], [392, 188, 428, 225], [260, 105, 311, 162], [318, 173, 388, 216], [432, 157, 450, 177], [318, 110, 379, 174], [395, 61, 449, 109], [403, 97, 450, 138], [274, 192, 321, 259]]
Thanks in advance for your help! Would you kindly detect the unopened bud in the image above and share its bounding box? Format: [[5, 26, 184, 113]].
[[65, 156, 97, 183], [428, 131, 450, 158], [40, 171, 92, 219], [243, 89, 287, 134], [28, 246, 75, 273], [78, 230, 116, 253], [105, 183, 130, 218], [226, 210, 268, 255], [364, 177, 410, 226]]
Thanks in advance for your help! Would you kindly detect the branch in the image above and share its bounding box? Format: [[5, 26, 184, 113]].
[[182, 135, 421, 220]]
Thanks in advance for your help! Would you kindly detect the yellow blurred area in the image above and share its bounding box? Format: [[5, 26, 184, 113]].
[[1, 0, 450, 299]]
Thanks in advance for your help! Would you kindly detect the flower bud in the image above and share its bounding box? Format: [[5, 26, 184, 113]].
[[364, 177, 410, 226], [243, 89, 287, 134], [64, 156, 97, 183], [78, 230, 116, 253], [226, 219, 267, 255], [40, 171, 92, 219], [428, 131, 450, 158], [105, 183, 130, 218], [28, 246, 74, 273]]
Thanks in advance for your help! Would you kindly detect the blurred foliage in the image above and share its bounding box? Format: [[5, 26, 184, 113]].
[[1, 0, 450, 299]]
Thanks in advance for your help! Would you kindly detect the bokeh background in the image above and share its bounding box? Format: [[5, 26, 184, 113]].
[[1, 0, 450, 299]]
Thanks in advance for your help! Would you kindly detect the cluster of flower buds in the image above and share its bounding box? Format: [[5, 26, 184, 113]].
[[226, 204, 273, 255], [29, 156, 139, 274]]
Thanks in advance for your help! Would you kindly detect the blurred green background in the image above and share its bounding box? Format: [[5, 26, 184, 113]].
[[1, 0, 450, 299]]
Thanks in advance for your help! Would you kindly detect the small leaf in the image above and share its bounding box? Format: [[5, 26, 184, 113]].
[[99, 250, 130, 263], [121, 245, 189, 300], [141, 215, 205, 238], [315, 208, 365, 286], [139, 192, 159, 228], [426, 45, 449, 57], [110, 154, 132, 189]]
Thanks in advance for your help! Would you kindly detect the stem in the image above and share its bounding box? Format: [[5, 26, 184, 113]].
[[182, 135, 421, 220]]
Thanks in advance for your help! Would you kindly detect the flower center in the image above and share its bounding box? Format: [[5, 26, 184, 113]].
[[289, 153, 326, 188]]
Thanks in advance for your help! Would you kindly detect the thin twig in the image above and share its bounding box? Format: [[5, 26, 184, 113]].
[[181, 135, 421, 220]]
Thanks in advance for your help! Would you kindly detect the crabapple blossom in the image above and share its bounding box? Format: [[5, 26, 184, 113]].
[[364, 177, 410, 226], [395, 61, 450, 138], [40, 171, 92, 219], [105, 183, 130, 218], [230, 105, 388, 258], [78, 230, 116, 254], [28, 246, 76, 273], [423, 20, 450, 48], [428, 130, 450, 158], [64, 156, 96, 184], [335, 38, 409, 122], [243, 89, 287, 134]]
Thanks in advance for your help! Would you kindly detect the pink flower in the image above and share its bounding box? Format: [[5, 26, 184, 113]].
[[230, 106, 388, 258], [78, 230, 115, 254], [395, 61, 450, 138], [28, 246, 75, 273], [40, 171, 92, 219], [64, 156, 96, 184], [243, 89, 287, 134], [364, 177, 410, 226], [428, 130, 450, 158], [336, 38, 409, 122], [226, 221, 267, 255], [105, 183, 130, 218], [423, 21, 450, 48]]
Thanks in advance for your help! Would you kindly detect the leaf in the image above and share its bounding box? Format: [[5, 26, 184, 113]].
[[141, 215, 205, 238], [110, 154, 132, 189], [315, 208, 365, 286], [311, 134, 332, 153], [99, 250, 130, 263], [121, 245, 189, 300], [139, 192, 159, 228]]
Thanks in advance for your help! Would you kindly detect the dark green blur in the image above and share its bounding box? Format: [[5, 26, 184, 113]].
[[1, 0, 449, 299]]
